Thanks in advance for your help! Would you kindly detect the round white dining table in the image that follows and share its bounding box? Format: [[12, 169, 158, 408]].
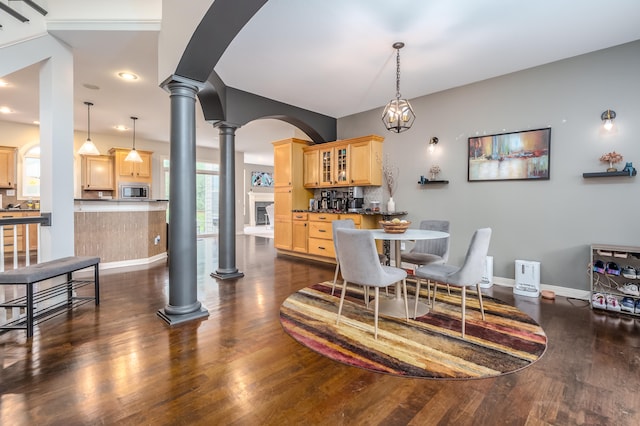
[[369, 229, 450, 318]]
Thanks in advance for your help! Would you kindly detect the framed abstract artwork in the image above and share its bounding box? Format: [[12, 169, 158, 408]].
[[468, 128, 551, 181], [251, 171, 274, 187]]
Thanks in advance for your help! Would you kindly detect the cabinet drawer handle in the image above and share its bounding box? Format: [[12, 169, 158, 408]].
[[318, 229, 326, 233], [318, 216, 326, 220], [318, 246, 326, 250]]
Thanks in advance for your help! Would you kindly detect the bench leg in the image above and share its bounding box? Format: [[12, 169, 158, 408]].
[[94, 264, 100, 305], [67, 272, 73, 306], [26, 284, 34, 338]]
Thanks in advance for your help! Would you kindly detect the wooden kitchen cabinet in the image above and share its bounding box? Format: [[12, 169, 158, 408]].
[[0, 146, 17, 188], [308, 213, 338, 259], [272, 139, 314, 251], [348, 136, 383, 186], [273, 142, 294, 187], [109, 148, 153, 184], [318, 144, 349, 187], [274, 187, 293, 250], [81, 155, 114, 190], [302, 135, 383, 188], [292, 212, 308, 253], [303, 149, 320, 188]]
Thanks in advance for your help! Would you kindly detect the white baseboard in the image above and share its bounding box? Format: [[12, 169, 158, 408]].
[[492, 276, 590, 300], [98, 252, 167, 271]]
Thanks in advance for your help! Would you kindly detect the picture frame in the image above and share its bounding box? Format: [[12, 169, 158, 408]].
[[251, 171, 274, 187], [468, 128, 551, 181]]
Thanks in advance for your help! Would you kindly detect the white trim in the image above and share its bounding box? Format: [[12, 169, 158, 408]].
[[46, 20, 161, 32], [493, 276, 590, 300], [98, 252, 167, 270]]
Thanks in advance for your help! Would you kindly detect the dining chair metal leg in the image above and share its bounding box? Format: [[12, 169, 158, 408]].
[[336, 279, 349, 325], [402, 278, 409, 321], [461, 286, 466, 337], [413, 278, 421, 319], [476, 283, 486, 320], [432, 281, 439, 308], [331, 262, 340, 295], [374, 287, 380, 339]]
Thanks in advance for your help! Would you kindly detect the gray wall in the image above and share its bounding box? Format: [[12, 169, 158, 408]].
[[338, 40, 640, 291]]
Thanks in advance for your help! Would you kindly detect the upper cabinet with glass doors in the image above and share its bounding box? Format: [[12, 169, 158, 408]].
[[303, 135, 383, 188]]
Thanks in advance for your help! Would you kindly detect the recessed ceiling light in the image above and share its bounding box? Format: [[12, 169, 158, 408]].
[[0, 106, 13, 114], [0, 80, 9, 87], [114, 125, 128, 131], [33, 121, 40, 125], [83, 83, 100, 90], [118, 72, 139, 81]]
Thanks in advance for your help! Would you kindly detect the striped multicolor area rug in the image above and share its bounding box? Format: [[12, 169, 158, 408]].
[[280, 281, 547, 379]]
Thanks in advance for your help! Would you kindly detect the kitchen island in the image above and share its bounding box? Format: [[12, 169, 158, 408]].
[[74, 199, 168, 269]]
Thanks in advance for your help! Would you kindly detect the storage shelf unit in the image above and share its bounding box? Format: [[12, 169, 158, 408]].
[[590, 243, 640, 317]]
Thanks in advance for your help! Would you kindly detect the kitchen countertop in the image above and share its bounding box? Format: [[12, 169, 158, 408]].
[[292, 209, 407, 216], [0, 208, 40, 213], [74, 199, 168, 202]]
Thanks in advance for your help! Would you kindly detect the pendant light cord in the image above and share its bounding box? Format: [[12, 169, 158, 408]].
[[84, 101, 93, 140], [131, 116, 138, 149], [395, 47, 401, 99]]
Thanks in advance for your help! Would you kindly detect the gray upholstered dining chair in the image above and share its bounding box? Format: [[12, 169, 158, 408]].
[[331, 219, 388, 299], [335, 228, 409, 339], [401, 220, 450, 310], [414, 227, 492, 337], [401, 219, 450, 267]]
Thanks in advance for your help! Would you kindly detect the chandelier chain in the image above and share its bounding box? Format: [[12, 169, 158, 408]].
[[395, 47, 401, 98]]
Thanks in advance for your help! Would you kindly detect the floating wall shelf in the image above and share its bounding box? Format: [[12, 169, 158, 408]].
[[417, 180, 449, 185], [582, 170, 636, 178]]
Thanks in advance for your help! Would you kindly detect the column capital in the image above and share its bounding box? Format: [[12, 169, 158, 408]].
[[214, 121, 241, 131], [160, 74, 203, 95]]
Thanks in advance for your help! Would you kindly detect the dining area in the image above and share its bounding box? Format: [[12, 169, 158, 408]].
[[331, 218, 493, 339], [279, 219, 548, 380]]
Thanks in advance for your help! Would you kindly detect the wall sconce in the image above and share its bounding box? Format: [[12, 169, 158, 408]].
[[428, 136, 439, 153], [601, 109, 616, 131]]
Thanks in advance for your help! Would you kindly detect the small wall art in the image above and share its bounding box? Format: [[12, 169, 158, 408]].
[[251, 171, 274, 187], [468, 128, 551, 181]]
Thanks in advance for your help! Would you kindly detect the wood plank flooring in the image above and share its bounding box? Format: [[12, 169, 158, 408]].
[[1, 236, 639, 425]]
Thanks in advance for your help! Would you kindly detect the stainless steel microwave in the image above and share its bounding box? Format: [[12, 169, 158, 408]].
[[120, 183, 150, 199]]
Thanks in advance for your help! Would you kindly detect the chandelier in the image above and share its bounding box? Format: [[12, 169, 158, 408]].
[[382, 42, 415, 133]]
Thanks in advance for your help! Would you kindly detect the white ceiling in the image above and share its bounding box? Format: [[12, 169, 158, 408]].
[[2, 0, 640, 166]]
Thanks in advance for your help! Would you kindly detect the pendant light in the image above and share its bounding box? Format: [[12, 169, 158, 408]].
[[124, 116, 143, 163], [381, 42, 415, 133], [77, 101, 100, 155]]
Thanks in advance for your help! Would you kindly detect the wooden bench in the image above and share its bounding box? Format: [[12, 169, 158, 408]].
[[0, 256, 100, 337]]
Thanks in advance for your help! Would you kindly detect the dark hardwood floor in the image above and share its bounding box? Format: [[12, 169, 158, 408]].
[[1, 236, 639, 425]]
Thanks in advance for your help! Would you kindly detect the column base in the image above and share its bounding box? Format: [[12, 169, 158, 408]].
[[157, 306, 209, 325], [210, 270, 245, 280]]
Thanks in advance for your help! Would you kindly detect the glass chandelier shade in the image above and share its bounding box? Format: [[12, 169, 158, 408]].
[[124, 116, 143, 163], [77, 101, 100, 155], [382, 42, 415, 133]]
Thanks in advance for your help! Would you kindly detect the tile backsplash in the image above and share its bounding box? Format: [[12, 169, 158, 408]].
[[2, 189, 39, 209]]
